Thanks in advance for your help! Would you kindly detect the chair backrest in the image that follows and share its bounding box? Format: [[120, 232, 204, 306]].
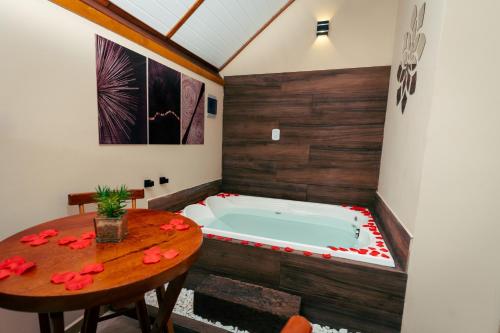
[[68, 189, 145, 214]]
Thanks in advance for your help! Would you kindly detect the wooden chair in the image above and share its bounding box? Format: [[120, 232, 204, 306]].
[[281, 315, 313, 333], [67, 188, 173, 333], [68, 189, 145, 214]]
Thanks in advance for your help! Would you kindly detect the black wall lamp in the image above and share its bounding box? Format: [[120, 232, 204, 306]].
[[316, 20, 330, 36]]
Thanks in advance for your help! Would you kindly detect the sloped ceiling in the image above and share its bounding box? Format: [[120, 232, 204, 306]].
[[109, 0, 290, 69]]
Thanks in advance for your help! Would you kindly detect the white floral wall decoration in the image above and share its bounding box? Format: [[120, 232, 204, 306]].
[[397, 3, 426, 113]]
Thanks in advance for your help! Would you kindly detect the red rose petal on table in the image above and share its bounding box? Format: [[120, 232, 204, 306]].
[[69, 239, 91, 250], [284, 247, 294, 253], [0, 269, 11, 280], [322, 253, 332, 259], [51, 272, 77, 284], [144, 246, 162, 256], [65, 274, 93, 291], [143, 254, 161, 264], [254, 243, 263, 247], [39, 229, 58, 238], [81, 231, 96, 240], [381, 254, 390, 259], [0, 256, 25, 270], [20, 234, 39, 243], [303, 251, 313, 257], [58, 236, 78, 245], [80, 263, 104, 275], [14, 262, 36, 275], [240, 240, 249, 245], [29, 237, 49, 246], [169, 218, 184, 226], [369, 251, 380, 257], [175, 224, 190, 231], [271, 246, 280, 251], [163, 249, 180, 260], [160, 224, 174, 231]]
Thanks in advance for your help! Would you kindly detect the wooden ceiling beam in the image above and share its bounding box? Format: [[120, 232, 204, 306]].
[[167, 0, 204, 39], [219, 0, 295, 72], [50, 0, 223, 85]]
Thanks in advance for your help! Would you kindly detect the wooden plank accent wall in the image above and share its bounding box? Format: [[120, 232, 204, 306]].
[[222, 66, 391, 206]]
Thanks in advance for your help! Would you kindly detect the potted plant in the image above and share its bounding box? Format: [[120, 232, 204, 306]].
[[93, 185, 130, 243]]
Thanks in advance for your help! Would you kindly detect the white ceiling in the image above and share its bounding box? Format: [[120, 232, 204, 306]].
[[110, 0, 289, 68]]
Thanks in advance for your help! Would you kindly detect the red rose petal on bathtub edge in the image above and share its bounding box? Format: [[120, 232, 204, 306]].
[[358, 249, 368, 255], [143, 254, 161, 264], [81, 231, 96, 240], [373, 231, 381, 235], [328, 246, 338, 251], [58, 236, 78, 245], [224, 237, 233, 242], [216, 236, 225, 240], [175, 224, 190, 231], [362, 224, 370, 227], [29, 237, 49, 246], [369, 251, 380, 257], [65, 274, 93, 291], [20, 234, 39, 243], [303, 251, 313, 256], [169, 218, 184, 226], [322, 254, 332, 259], [144, 246, 162, 256], [240, 240, 249, 245], [271, 246, 280, 251], [381, 254, 390, 259], [0, 269, 11, 280], [284, 247, 294, 253], [198, 200, 206, 206], [380, 248, 389, 252], [254, 243, 263, 247], [338, 247, 348, 252], [14, 262, 36, 275], [163, 249, 180, 260], [160, 224, 174, 231], [349, 248, 358, 252], [39, 229, 58, 238], [207, 234, 215, 238], [69, 239, 91, 250], [80, 263, 104, 275], [51, 272, 77, 284]]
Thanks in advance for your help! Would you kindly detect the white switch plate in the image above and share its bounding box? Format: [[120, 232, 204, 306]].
[[272, 128, 280, 141]]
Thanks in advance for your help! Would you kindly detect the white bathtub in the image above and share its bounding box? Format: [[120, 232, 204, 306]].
[[181, 193, 395, 267]]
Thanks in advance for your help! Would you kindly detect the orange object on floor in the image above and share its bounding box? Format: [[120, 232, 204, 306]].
[[281, 315, 313, 333]]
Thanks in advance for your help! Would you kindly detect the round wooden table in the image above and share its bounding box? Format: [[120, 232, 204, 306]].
[[0, 209, 203, 333]]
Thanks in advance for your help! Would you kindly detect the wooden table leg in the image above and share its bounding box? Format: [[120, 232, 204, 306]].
[[151, 272, 187, 333], [155, 286, 168, 333], [81, 306, 100, 333], [38, 313, 51, 333], [49, 312, 64, 333], [167, 318, 175, 333], [135, 298, 151, 333]]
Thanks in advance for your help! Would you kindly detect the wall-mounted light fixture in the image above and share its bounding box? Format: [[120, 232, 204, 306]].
[[316, 20, 330, 36]]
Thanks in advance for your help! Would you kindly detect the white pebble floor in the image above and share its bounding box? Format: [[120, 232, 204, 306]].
[[145, 287, 360, 333]]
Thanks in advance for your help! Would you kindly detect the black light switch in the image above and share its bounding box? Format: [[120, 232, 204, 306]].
[[159, 177, 169, 185], [144, 179, 154, 188]]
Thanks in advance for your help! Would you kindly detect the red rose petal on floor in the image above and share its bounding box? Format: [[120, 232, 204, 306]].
[[14, 262, 36, 275], [160, 224, 174, 231], [0, 269, 11, 280], [29, 237, 49, 246], [80, 263, 104, 275], [328, 246, 338, 251], [175, 224, 190, 231], [65, 274, 93, 291], [69, 239, 91, 250], [143, 254, 161, 264], [380, 248, 389, 253], [240, 240, 249, 245], [358, 249, 369, 255], [39, 229, 58, 238], [322, 253, 332, 259], [381, 254, 390, 259], [369, 251, 380, 257], [20, 234, 39, 243], [58, 236, 78, 245], [144, 246, 162, 256], [284, 247, 294, 253], [338, 247, 348, 252], [271, 246, 280, 251], [51, 272, 77, 284], [81, 231, 96, 240], [169, 218, 184, 226], [163, 249, 180, 260], [206, 234, 215, 238], [303, 251, 313, 256], [254, 243, 263, 247]]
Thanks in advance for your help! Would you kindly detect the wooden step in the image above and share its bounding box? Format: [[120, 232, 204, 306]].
[[194, 275, 301, 333]]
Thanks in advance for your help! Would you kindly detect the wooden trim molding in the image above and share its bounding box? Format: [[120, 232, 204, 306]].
[[167, 0, 205, 38], [219, 0, 295, 71], [50, 0, 224, 85], [148, 180, 222, 212], [372, 193, 412, 271]]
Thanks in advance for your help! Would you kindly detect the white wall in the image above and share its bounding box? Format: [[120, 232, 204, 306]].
[[221, 0, 398, 76], [401, 0, 500, 331], [377, 0, 445, 234], [0, 0, 223, 330]]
